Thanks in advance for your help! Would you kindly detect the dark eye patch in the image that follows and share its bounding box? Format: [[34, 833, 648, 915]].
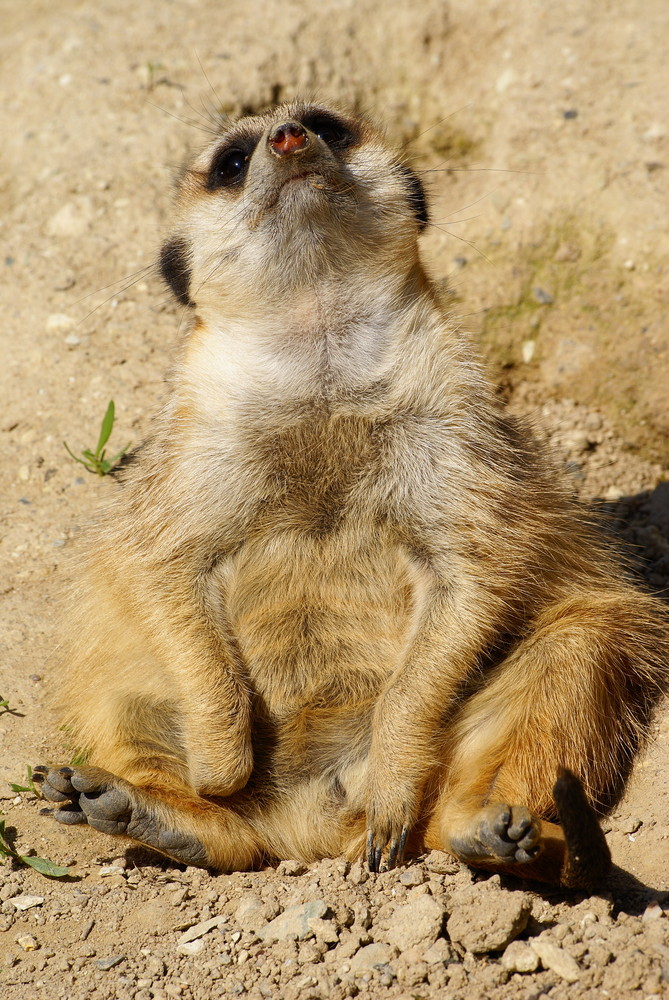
[[301, 111, 357, 151], [396, 165, 429, 231]]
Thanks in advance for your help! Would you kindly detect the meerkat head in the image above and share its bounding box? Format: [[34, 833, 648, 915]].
[[159, 102, 428, 314]]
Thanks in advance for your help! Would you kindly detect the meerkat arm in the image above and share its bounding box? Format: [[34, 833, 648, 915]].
[[131, 566, 254, 798], [63, 550, 254, 800], [364, 581, 496, 868]]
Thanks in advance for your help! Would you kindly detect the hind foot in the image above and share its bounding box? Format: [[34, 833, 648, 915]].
[[447, 803, 542, 865], [33, 764, 209, 867]]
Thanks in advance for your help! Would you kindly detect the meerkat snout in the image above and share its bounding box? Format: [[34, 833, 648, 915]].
[[268, 121, 310, 157]]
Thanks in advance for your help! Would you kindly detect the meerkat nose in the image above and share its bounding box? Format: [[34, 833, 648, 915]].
[[268, 121, 309, 157]]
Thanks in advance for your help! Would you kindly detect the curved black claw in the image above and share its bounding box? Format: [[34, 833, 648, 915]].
[[367, 823, 410, 873], [386, 825, 409, 871], [366, 830, 383, 873]]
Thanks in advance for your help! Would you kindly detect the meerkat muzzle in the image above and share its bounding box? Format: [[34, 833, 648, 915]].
[[269, 121, 310, 157]]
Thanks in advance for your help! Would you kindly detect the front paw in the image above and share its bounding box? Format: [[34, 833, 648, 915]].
[[365, 778, 418, 873], [189, 740, 253, 798]]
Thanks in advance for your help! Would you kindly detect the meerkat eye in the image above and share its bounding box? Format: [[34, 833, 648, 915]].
[[302, 112, 356, 150], [207, 146, 249, 189]]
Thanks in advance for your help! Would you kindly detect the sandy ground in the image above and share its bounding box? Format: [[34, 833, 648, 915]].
[[1, 1, 668, 997]]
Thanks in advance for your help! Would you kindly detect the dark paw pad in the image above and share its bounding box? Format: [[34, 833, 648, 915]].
[[35, 765, 208, 867], [451, 803, 542, 864]]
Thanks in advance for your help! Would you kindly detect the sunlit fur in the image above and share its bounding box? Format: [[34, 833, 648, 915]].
[[57, 103, 668, 883]]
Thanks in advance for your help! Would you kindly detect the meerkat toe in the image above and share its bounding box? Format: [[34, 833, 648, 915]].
[[54, 803, 88, 825], [507, 807, 539, 847], [39, 766, 78, 803]]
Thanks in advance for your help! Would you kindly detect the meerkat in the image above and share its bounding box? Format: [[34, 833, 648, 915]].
[[36, 102, 668, 888]]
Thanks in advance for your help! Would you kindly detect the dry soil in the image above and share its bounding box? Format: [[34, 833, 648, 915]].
[[1, 2, 669, 999]]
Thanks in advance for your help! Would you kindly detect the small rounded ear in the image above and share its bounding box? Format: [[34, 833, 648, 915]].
[[396, 165, 429, 231], [159, 237, 194, 306]]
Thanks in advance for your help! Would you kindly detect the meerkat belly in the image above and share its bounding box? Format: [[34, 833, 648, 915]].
[[222, 528, 423, 791], [227, 528, 420, 703]]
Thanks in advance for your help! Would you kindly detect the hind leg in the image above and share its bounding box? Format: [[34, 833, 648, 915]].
[[34, 764, 261, 869], [35, 689, 262, 870], [425, 595, 653, 885]]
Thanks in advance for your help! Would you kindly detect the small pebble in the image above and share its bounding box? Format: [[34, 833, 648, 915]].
[[16, 934, 39, 952], [399, 867, 426, 887], [80, 919, 95, 940], [95, 955, 126, 970], [531, 938, 581, 982], [46, 313, 74, 332], [276, 859, 308, 876], [178, 940, 204, 956], [502, 940, 540, 973], [521, 340, 536, 363], [99, 865, 126, 877], [619, 816, 642, 834], [642, 901, 664, 922], [10, 895, 44, 911], [177, 915, 226, 944]]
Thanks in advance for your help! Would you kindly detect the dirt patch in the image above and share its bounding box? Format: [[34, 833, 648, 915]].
[[1, 1, 668, 998]]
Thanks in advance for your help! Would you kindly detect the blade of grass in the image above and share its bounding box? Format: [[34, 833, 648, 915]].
[[95, 400, 116, 455]]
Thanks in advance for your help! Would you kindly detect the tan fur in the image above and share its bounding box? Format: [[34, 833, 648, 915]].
[[52, 103, 668, 883]]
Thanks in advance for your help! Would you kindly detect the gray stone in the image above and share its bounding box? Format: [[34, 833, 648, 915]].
[[533, 286, 554, 305], [349, 942, 395, 973], [399, 865, 426, 887], [235, 894, 277, 932], [95, 955, 126, 970], [258, 900, 333, 942], [501, 940, 540, 973], [347, 860, 369, 885], [446, 890, 531, 954], [531, 938, 581, 982], [276, 859, 308, 876], [424, 850, 459, 876], [178, 939, 204, 956], [10, 895, 44, 911], [422, 937, 454, 965], [386, 894, 446, 951], [177, 916, 226, 944]]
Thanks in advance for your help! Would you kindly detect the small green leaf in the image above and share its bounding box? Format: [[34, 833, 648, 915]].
[[95, 400, 116, 454], [63, 442, 89, 468], [11, 766, 37, 796], [63, 401, 129, 477], [20, 855, 71, 878]]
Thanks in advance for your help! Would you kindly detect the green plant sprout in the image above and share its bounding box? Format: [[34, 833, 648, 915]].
[[0, 815, 70, 878], [10, 766, 39, 795], [0, 695, 16, 714], [63, 400, 130, 476]]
